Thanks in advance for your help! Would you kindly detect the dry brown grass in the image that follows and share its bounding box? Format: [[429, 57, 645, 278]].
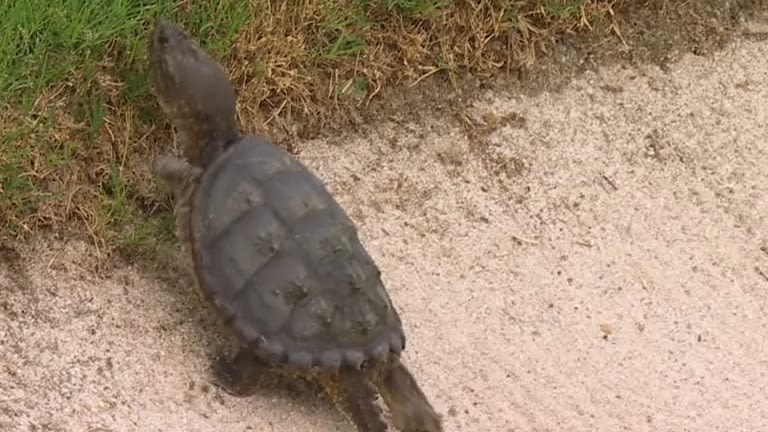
[[227, 0, 623, 134]]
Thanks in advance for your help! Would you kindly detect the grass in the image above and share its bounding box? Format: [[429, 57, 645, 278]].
[[0, 0, 623, 262]]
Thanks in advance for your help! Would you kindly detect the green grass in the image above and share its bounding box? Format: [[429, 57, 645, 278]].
[[3, 0, 157, 108], [1, 130, 37, 219], [0, 0, 253, 107], [0, 0, 253, 255], [384, 0, 447, 16], [544, 0, 593, 18], [0, 0, 622, 261]]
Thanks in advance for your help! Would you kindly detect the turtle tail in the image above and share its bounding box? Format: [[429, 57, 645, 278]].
[[374, 356, 443, 432], [335, 368, 389, 432]]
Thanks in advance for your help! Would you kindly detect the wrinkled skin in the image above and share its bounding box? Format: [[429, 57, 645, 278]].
[[148, 17, 239, 170], [147, 18, 443, 432], [153, 155, 201, 269]]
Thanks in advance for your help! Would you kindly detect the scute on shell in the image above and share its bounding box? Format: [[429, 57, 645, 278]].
[[189, 135, 406, 371]]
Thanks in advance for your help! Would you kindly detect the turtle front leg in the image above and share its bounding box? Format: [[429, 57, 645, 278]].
[[153, 155, 202, 244], [153, 155, 202, 192]]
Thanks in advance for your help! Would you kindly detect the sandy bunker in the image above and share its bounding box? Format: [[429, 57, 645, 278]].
[[2, 37, 768, 432]]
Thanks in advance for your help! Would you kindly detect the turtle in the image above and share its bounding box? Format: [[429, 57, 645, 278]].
[[146, 18, 443, 432]]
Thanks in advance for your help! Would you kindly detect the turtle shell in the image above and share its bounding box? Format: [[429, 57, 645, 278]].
[[189, 135, 405, 371]]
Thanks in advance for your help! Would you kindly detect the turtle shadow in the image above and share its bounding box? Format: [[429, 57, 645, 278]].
[[0, 242, 32, 292]]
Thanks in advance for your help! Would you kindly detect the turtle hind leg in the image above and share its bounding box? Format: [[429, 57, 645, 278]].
[[211, 347, 264, 397], [320, 368, 388, 432], [373, 356, 443, 432]]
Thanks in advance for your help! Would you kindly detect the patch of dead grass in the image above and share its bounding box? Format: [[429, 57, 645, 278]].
[[228, 0, 622, 135]]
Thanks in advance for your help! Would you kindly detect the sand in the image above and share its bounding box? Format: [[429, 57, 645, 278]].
[[3, 35, 768, 432]]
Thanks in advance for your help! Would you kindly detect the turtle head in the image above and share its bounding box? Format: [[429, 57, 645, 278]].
[[148, 18, 239, 168]]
